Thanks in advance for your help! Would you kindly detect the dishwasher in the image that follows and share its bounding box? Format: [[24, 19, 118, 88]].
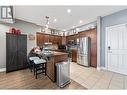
[[56, 61, 71, 88]]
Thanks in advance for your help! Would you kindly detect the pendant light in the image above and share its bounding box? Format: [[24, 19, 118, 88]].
[[41, 16, 50, 32]]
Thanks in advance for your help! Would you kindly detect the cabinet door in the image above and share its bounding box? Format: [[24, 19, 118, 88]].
[[46, 57, 55, 81], [58, 36, 62, 45], [40, 34, 44, 45], [89, 29, 97, 67], [36, 33, 40, 46], [62, 36, 66, 45], [54, 36, 58, 44], [17, 35, 27, 69], [44, 34, 49, 43], [37, 33, 42, 46], [6, 33, 18, 72], [49, 35, 54, 43], [37, 33, 46, 46], [72, 49, 77, 62]]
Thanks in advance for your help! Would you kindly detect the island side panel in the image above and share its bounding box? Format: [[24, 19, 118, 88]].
[[46, 56, 55, 82], [46, 53, 68, 82]]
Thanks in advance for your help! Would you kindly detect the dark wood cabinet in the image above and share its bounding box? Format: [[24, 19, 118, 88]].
[[61, 36, 66, 45], [46, 57, 54, 81], [17, 35, 27, 69], [36, 32, 62, 46], [53, 36, 58, 44], [44, 34, 49, 42], [66, 34, 78, 42], [6, 34, 18, 72], [49, 35, 54, 43], [57, 36, 62, 45], [72, 49, 77, 62], [6, 33, 27, 72], [36, 33, 43, 46]]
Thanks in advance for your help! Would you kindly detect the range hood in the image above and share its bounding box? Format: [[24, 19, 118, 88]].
[[44, 42, 52, 45], [0, 6, 15, 24]]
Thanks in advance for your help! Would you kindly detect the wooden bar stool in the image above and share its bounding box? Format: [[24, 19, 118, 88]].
[[33, 58, 47, 79], [29, 57, 40, 72]]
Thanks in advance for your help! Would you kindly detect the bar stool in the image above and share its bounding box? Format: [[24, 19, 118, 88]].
[[29, 57, 47, 79], [33, 58, 47, 79], [29, 57, 40, 72]]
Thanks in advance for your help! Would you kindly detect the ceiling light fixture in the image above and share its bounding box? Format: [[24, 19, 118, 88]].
[[45, 16, 49, 29], [67, 9, 71, 13], [63, 29, 66, 31], [76, 28, 79, 31], [41, 16, 50, 32], [54, 18, 57, 22], [79, 20, 83, 23]]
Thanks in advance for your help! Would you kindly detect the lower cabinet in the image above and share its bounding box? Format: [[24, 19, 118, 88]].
[[71, 49, 77, 62], [46, 57, 55, 81]]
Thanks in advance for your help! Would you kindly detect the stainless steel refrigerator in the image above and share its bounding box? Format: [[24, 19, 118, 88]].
[[77, 37, 90, 67]]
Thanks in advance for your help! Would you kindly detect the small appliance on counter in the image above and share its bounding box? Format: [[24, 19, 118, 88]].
[[58, 45, 67, 52], [58, 45, 66, 50]]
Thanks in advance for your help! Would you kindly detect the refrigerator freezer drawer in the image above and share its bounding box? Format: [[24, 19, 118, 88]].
[[77, 55, 89, 67]]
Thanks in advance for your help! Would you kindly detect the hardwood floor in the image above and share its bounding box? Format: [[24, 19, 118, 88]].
[[0, 69, 86, 89]]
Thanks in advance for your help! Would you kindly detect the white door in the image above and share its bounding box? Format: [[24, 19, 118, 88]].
[[105, 24, 127, 75]]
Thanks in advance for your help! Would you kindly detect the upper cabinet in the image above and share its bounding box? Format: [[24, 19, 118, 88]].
[[66, 34, 79, 42], [36, 33, 44, 46], [43, 34, 49, 43], [49, 35, 54, 43], [36, 32, 62, 46]]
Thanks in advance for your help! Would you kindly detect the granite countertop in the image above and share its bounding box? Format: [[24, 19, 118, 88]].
[[35, 51, 68, 57]]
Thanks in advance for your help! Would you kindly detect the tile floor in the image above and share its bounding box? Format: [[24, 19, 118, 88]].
[[70, 62, 127, 89]]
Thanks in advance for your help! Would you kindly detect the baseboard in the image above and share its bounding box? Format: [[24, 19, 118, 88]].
[[101, 67, 107, 70], [97, 67, 101, 71], [0, 68, 6, 72], [97, 67, 107, 71]]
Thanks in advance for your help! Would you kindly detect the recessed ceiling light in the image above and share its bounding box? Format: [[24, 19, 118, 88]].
[[63, 29, 66, 31], [67, 9, 71, 13], [76, 28, 79, 31], [72, 26, 75, 28], [54, 18, 57, 22], [79, 20, 83, 23]]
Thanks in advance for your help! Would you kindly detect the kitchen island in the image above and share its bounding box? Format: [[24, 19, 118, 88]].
[[46, 51, 68, 82], [39, 51, 68, 82]]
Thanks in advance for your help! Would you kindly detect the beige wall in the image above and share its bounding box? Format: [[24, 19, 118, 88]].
[[0, 19, 41, 69]]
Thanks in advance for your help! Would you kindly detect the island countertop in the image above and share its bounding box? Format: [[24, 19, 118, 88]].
[[35, 51, 68, 82], [35, 51, 67, 57], [52, 51, 68, 56]]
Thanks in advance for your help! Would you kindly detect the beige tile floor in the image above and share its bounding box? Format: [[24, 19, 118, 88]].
[[70, 62, 127, 89]]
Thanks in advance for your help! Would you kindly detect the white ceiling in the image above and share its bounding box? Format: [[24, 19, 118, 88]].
[[13, 6, 127, 31]]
